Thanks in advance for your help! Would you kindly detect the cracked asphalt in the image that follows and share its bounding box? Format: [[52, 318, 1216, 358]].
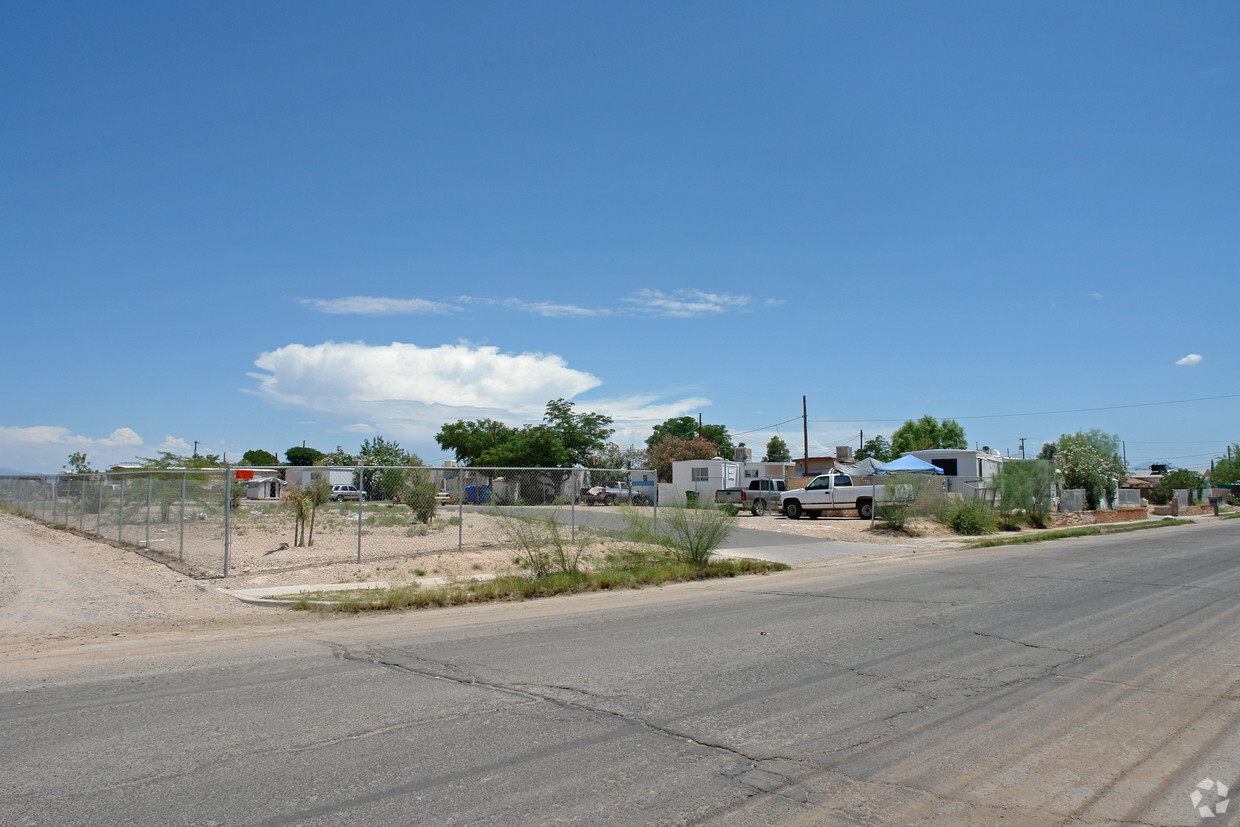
[[3, 519, 1239, 824]]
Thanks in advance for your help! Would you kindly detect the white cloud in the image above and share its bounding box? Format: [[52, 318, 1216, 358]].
[[159, 435, 192, 452], [101, 427, 143, 447], [0, 425, 142, 448], [623, 289, 751, 317], [304, 290, 756, 320], [585, 394, 714, 449], [301, 296, 460, 316], [246, 340, 718, 448], [1176, 353, 1203, 366], [247, 341, 604, 440], [0, 425, 144, 472], [501, 298, 610, 318], [1090, 292, 1103, 299]]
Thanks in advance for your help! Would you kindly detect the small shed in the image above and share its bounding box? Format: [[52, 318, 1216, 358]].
[[245, 476, 287, 501]]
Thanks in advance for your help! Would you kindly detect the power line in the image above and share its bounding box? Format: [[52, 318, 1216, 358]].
[[731, 416, 801, 437]]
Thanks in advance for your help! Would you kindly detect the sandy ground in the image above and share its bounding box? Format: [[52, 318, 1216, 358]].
[[0, 514, 282, 657]]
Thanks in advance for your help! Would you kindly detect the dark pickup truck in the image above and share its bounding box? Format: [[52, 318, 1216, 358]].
[[713, 478, 788, 516]]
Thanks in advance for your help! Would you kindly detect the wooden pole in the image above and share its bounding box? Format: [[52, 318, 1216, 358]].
[[802, 396, 809, 473]]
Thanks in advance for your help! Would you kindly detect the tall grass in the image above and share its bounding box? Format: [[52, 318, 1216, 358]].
[[615, 497, 737, 566]]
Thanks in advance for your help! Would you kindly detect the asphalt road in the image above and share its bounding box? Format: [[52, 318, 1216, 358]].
[[4, 520, 1239, 824]]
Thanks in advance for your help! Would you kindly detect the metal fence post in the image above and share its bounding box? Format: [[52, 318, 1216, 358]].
[[96, 474, 103, 535], [457, 467, 464, 554], [357, 466, 364, 565], [118, 475, 125, 543], [223, 465, 231, 577], [571, 467, 577, 544], [145, 473, 152, 549], [79, 478, 85, 532], [51, 477, 57, 525], [179, 471, 186, 562]]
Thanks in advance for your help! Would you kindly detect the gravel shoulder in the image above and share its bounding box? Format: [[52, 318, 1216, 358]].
[[0, 514, 284, 660]]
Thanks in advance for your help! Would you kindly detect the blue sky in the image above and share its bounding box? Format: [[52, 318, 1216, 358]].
[[2, 2, 1237, 473]]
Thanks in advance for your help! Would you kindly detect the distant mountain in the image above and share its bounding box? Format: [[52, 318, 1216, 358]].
[[0, 467, 35, 476]]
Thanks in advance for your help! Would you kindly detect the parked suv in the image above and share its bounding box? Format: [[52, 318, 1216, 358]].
[[330, 484, 365, 501]]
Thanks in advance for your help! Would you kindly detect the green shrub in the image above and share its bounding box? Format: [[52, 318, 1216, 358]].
[[876, 472, 943, 531], [488, 505, 585, 576], [615, 497, 737, 567], [1150, 468, 1206, 506], [941, 498, 997, 535]]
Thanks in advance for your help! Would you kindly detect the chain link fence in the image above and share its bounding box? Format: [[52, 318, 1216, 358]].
[[1, 466, 657, 578]]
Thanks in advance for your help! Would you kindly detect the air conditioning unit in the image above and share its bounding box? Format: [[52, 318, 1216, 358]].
[[734, 446, 753, 462], [836, 446, 853, 460]]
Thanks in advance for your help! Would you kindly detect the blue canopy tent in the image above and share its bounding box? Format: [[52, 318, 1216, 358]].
[[875, 454, 944, 474]]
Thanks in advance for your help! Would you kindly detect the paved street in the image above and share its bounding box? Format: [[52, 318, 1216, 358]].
[[3, 520, 1239, 824]]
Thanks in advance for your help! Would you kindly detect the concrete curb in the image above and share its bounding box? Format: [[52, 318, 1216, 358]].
[[220, 574, 498, 608]]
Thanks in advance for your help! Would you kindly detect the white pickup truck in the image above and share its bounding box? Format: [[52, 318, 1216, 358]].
[[780, 473, 895, 520]]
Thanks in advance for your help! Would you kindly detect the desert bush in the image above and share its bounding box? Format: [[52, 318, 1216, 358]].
[[489, 506, 585, 576], [992, 460, 1057, 529], [616, 496, 737, 567], [940, 498, 997, 536], [877, 473, 943, 531], [400, 468, 439, 524]]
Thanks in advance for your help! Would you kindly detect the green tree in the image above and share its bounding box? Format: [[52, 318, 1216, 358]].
[[856, 435, 892, 462], [135, 451, 222, 469], [64, 451, 93, 474], [1056, 431, 1125, 510], [1037, 442, 1056, 461], [646, 416, 733, 458], [593, 442, 648, 469], [647, 435, 720, 482], [285, 446, 324, 466], [319, 447, 356, 466], [1209, 444, 1240, 485], [490, 425, 568, 468], [357, 436, 422, 500], [1151, 468, 1206, 506], [890, 416, 967, 455], [358, 435, 411, 466], [764, 436, 791, 463], [240, 449, 278, 466], [542, 398, 614, 467], [435, 400, 614, 470], [435, 419, 517, 466]]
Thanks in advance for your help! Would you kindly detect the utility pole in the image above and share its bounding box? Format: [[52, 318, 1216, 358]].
[[1019, 438, 1026, 459], [802, 396, 809, 474], [193, 440, 199, 458]]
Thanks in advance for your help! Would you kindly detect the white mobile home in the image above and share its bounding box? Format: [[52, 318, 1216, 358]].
[[907, 449, 1004, 497], [671, 458, 739, 502], [285, 466, 357, 489]]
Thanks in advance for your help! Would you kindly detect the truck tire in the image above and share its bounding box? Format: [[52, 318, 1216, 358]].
[[784, 500, 802, 519], [752, 499, 767, 516], [857, 500, 873, 519], [603, 494, 616, 506]]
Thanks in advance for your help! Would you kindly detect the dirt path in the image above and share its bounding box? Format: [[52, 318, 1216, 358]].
[[0, 514, 272, 655]]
